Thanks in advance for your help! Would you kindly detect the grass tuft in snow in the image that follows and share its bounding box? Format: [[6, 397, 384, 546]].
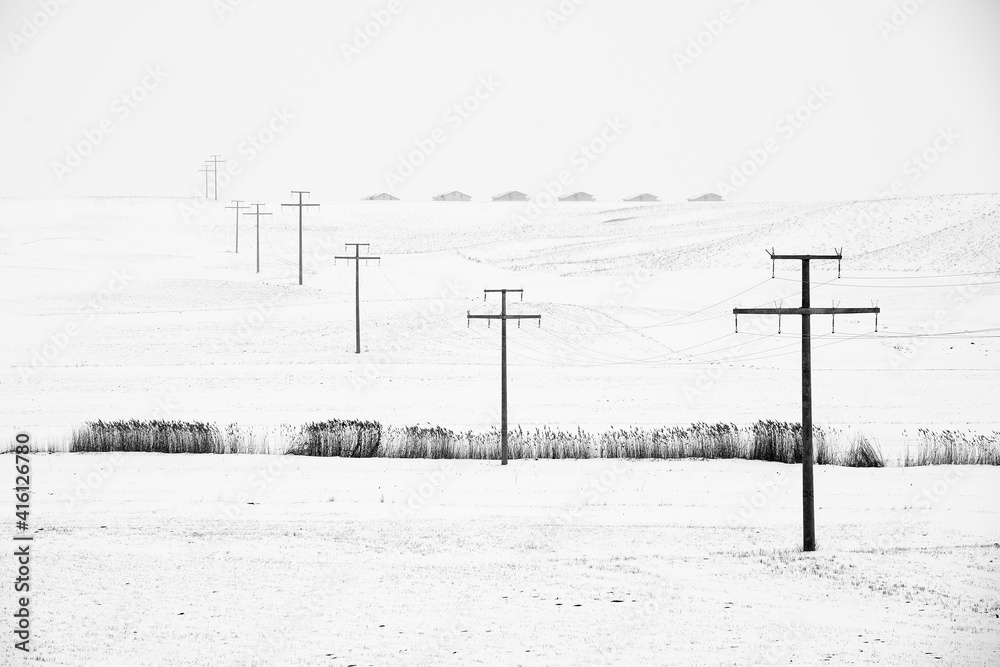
[[71, 420, 224, 454], [904, 428, 1000, 466]]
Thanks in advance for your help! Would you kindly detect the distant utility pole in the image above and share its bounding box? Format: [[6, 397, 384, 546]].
[[198, 164, 212, 199], [468, 289, 541, 465], [243, 204, 272, 273], [281, 191, 320, 286], [334, 243, 380, 353], [207, 154, 225, 200], [225, 200, 250, 253], [733, 250, 879, 552]]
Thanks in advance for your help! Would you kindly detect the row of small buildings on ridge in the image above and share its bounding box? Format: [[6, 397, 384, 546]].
[[362, 191, 724, 202]]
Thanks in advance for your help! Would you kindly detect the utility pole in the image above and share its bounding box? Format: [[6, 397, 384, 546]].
[[334, 243, 380, 353], [198, 165, 212, 200], [207, 155, 225, 200], [281, 191, 320, 286], [225, 200, 250, 253], [467, 289, 541, 465], [243, 204, 272, 274], [733, 250, 879, 552]]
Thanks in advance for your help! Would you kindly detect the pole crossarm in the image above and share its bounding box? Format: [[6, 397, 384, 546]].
[[734, 307, 880, 316], [768, 253, 842, 261]]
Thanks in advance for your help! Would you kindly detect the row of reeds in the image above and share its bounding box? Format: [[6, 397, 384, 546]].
[[286, 420, 874, 465], [51, 419, 998, 466], [904, 428, 1000, 466]]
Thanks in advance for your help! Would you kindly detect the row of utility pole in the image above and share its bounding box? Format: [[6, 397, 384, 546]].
[[198, 160, 882, 552], [200, 155, 225, 200], [224, 192, 378, 356]]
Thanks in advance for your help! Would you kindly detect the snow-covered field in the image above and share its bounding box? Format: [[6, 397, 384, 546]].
[[2, 454, 998, 665], [2, 195, 999, 664], [2, 195, 999, 449]]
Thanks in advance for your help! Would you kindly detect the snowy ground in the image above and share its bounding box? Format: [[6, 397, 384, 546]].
[[2, 195, 999, 456], [2, 196, 999, 664], [1, 454, 997, 666]]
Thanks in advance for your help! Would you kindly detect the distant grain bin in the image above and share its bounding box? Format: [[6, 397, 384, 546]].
[[363, 193, 399, 201], [687, 193, 723, 202], [433, 191, 472, 202], [558, 192, 595, 202], [492, 191, 529, 202], [623, 193, 659, 202]]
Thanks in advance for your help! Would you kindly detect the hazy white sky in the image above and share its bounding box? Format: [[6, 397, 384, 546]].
[[1, 0, 997, 202]]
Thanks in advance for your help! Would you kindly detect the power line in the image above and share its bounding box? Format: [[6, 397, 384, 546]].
[[774, 276, 1000, 289], [839, 270, 1000, 280]]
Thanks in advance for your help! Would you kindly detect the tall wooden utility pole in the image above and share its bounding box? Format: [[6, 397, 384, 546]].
[[198, 165, 212, 199], [468, 289, 541, 465], [281, 191, 320, 286], [733, 250, 879, 552], [334, 243, 380, 353], [243, 204, 272, 274], [207, 155, 225, 200], [225, 200, 250, 253]]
